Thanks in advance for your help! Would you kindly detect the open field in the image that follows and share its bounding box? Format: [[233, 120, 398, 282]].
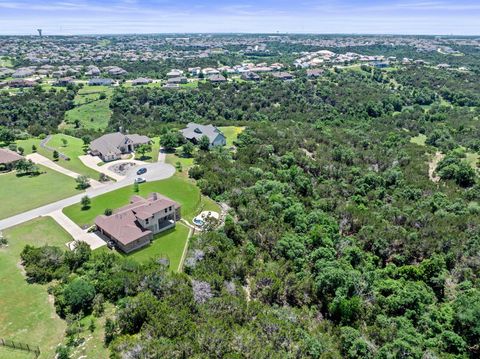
[[219, 126, 245, 147], [126, 223, 190, 269], [0, 164, 80, 220], [1, 217, 70, 359], [63, 175, 220, 227], [63, 86, 113, 131]]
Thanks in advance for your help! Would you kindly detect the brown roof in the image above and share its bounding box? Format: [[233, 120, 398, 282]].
[[95, 193, 179, 246], [0, 148, 23, 165]]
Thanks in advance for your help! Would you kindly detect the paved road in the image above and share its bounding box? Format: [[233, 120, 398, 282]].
[[0, 162, 175, 230]]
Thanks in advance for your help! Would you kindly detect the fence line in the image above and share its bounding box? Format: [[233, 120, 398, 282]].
[[0, 338, 40, 358]]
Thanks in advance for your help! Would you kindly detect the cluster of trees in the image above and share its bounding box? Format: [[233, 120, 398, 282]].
[[0, 87, 75, 136]]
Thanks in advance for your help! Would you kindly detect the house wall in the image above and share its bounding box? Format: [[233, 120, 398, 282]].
[[211, 134, 227, 147], [98, 227, 152, 253], [138, 205, 179, 235]]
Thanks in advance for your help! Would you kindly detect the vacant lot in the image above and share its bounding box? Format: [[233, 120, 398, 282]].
[[0, 217, 70, 359], [63, 175, 219, 227], [0, 165, 79, 220], [219, 126, 245, 147], [63, 86, 113, 131], [410, 134, 427, 146]]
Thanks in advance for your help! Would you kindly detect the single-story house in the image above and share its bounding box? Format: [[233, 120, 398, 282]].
[[88, 78, 114, 86], [8, 79, 36, 88], [0, 148, 24, 171], [306, 69, 324, 78], [167, 76, 187, 85], [89, 132, 150, 162], [207, 74, 227, 83], [132, 77, 153, 86], [271, 72, 295, 81], [95, 193, 181, 253], [241, 71, 260, 81], [181, 123, 226, 148], [54, 77, 74, 86]]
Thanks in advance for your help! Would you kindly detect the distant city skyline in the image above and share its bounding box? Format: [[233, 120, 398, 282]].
[[0, 0, 479, 36]]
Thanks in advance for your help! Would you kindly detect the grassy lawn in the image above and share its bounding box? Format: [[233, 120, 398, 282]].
[[165, 151, 195, 176], [0, 165, 80, 220], [126, 223, 190, 270], [44, 134, 101, 179], [0, 217, 71, 359], [63, 175, 219, 227], [0, 56, 13, 67], [410, 134, 427, 146], [180, 81, 199, 88], [135, 136, 160, 162], [219, 126, 245, 147]]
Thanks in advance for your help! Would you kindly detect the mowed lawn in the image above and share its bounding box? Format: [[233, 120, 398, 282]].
[[63, 86, 113, 131], [126, 223, 190, 270], [45, 134, 100, 179], [63, 175, 219, 227], [219, 126, 245, 147], [0, 217, 70, 359], [0, 165, 80, 220]]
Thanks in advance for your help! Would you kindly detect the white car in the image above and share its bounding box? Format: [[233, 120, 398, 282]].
[[135, 177, 146, 184]]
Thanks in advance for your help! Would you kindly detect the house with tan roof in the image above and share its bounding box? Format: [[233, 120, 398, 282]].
[[95, 193, 181, 253], [0, 148, 24, 171], [89, 132, 150, 162]]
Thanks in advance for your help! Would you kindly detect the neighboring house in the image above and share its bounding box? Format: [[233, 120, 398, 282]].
[[54, 77, 74, 86], [207, 74, 227, 83], [241, 71, 260, 81], [132, 77, 153, 86], [96, 193, 181, 253], [166, 69, 183, 78], [167, 76, 187, 85], [8, 79, 36, 88], [271, 72, 295, 81], [88, 78, 114, 86], [0, 148, 23, 171], [89, 132, 150, 162], [181, 123, 226, 148], [306, 69, 324, 78]]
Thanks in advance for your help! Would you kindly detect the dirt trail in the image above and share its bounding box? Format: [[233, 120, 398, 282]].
[[428, 152, 444, 183]]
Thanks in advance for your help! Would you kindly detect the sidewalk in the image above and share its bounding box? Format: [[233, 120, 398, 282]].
[[47, 210, 106, 250]]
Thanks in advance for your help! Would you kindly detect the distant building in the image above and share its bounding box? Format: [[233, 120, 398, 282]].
[[207, 74, 227, 83], [306, 69, 324, 78], [8, 79, 36, 88], [89, 132, 150, 162], [167, 76, 187, 85], [132, 77, 153, 86], [271, 72, 295, 81], [241, 71, 260, 81], [166, 69, 183, 78], [181, 123, 226, 148], [95, 193, 181, 253], [54, 77, 74, 87], [88, 78, 114, 86]]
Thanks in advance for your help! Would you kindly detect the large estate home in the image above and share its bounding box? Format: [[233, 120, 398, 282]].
[[95, 193, 181, 253], [181, 123, 226, 148], [0, 148, 24, 172], [89, 132, 150, 162]]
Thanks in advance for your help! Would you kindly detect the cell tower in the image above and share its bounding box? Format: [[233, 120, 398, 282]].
[[37, 29, 42, 37]]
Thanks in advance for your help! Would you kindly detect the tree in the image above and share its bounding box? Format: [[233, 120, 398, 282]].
[[104, 208, 113, 216], [82, 135, 91, 146], [105, 318, 116, 345], [133, 181, 139, 193], [62, 278, 96, 314], [99, 173, 108, 182], [31, 144, 37, 152], [65, 241, 91, 271], [81, 195, 91, 210], [17, 146, 24, 155], [15, 159, 39, 176], [160, 131, 178, 151], [199, 135, 211, 151], [61, 138, 68, 147], [0, 126, 15, 144], [182, 141, 194, 157], [76, 175, 91, 190], [93, 293, 105, 317], [0, 231, 7, 247], [53, 150, 59, 161], [136, 143, 152, 160]]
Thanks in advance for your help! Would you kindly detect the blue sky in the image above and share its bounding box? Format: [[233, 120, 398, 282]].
[[0, 0, 479, 35]]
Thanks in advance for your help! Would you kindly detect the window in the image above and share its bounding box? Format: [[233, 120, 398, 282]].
[[146, 218, 149, 224], [165, 208, 168, 213]]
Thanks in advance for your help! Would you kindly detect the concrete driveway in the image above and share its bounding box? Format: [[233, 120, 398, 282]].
[[79, 154, 149, 181]]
